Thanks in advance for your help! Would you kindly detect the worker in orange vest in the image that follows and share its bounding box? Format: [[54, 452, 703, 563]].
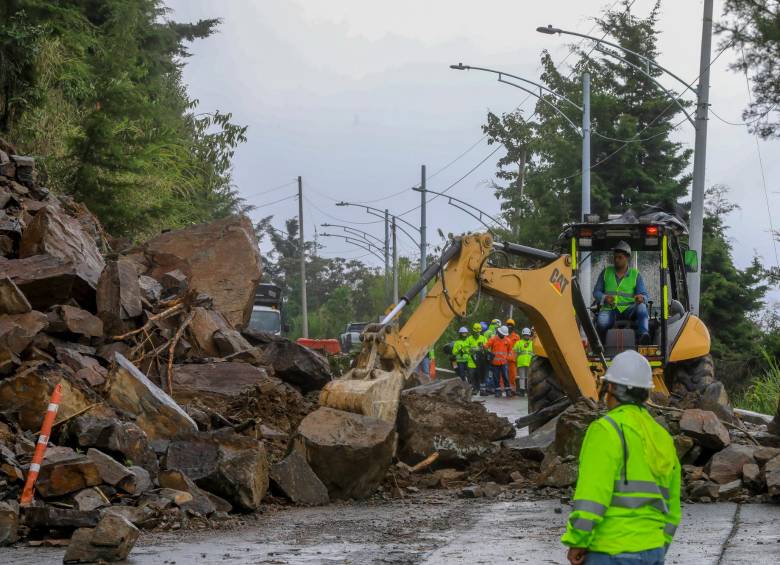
[[485, 325, 513, 398], [506, 319, 520, 394]]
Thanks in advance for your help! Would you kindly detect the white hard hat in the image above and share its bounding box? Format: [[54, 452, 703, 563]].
[[458, 326, 468, 334], [497, 325, 509, 336], [522, 327, 531, 336], [604, 350, 653, 389]]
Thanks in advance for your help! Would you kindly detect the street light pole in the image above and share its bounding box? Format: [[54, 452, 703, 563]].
[[581, 72, 592, 304], [420, 165, 427, 299], [392, 217, 399, 304], [298, 176, 308, 338], [688, 0, 714, 315], [384, 209, 390, 304]]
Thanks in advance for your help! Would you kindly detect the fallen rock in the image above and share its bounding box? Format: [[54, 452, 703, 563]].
[[553, 400, 600, 459], [674, 435, 695, 461], [766, 455, 780, 496], [244, 330, 332, 393], [19, 205, 104, 287], [22, 505, 100, 529], [63, 513, 139, 563], [540, 454, 579, 487], [158, 469, 223, 516], [0, 276, 31, 315], [86, 448, 132, 487], [688, 480, 720, 499], [397, 379, 514, 466], [56, 347, 107, 387], [293, 407, 396, 500], [679, 409, 731, 450], [460, 485, 484, 498], [160, 269, 188, 295], [46, 305, 103, 339], [705, 444, 756, 484], [502, 415, 558, 462], [141, 215, 262, 328], [742, 463, 763, 491], [482, 482, 503, 498], [270, 451, 330, 506], [0, 310, 47, 355], [137, 275, 163, 304], [718, 479, 744, 500], [106, 353, 197, 442], [699, 382, 734, 423], [0, 501, 18, 546], [0, 254, 97, 310], [120, 466, 153, 495], [73, 488, 110, 512], [188, 307, 255, 358], [0, 364, 94, 432], [754, 447, 780, 466], [36, 456, 102, 497], [96, 260, 142, 335], [165, 429, 269, 511], [63, 415, 159, 479], [101, 505, 158, 529]]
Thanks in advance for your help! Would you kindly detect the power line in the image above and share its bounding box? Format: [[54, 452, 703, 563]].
[[242, 180, 297, 198], [709, 104, 778, 127], [740, 48, 779, 268], [302, 194, 384, 225], [249, 193, 298, 208]]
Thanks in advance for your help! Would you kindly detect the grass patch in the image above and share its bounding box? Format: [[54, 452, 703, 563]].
[[735, 350, 780, 415]]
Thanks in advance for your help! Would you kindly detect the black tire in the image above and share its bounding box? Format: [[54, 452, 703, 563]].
[[669, 354, 716, 395], [528, 357, 566, 431]]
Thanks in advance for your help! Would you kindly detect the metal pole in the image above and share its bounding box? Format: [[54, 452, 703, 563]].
[[420, 165, 427, 299], [688, 0, 713, 316], [581, 73, 592, 305], [298, 176, 308, 338], [384, 209, 390, 304], [392, 217, 399, 304]]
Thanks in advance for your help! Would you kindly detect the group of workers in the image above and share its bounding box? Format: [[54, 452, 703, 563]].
[[451, 318, 534, 398]]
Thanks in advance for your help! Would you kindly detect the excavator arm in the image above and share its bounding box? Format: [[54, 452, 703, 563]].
[[319, 233, 599, 422]]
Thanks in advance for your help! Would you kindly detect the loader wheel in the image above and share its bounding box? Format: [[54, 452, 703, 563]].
[[669, 354, 715, 395], [528, 357, 565, 431]]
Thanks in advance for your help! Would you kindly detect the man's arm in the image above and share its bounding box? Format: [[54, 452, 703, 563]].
[[561, 421, 621, 551], [592, 269, 606, 304], [635, 272, 651, 302], [664, 456, 682, 551]]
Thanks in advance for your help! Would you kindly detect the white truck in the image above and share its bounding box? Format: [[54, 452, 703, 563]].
[[247, 283, 286, 335]]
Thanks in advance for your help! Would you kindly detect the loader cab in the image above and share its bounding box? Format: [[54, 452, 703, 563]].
[[564, 214, 698, 376]]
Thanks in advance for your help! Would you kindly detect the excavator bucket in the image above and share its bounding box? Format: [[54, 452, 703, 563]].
[[319, 369, 406, 423]]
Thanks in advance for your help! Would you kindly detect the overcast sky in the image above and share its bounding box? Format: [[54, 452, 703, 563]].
[[167, 0, 778, 302]]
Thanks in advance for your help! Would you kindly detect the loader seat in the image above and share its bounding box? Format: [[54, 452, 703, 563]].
[[605, 321, 636, 357]]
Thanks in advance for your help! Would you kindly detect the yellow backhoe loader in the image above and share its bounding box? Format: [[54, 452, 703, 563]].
[[320, 217, 714, 427]]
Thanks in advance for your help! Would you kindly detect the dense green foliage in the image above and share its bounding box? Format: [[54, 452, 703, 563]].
[[718, 0, 780, 138], [735, 350, 780, 414], [0, 0, 246, 238]]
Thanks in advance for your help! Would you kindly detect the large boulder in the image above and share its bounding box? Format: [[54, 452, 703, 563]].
[[0, 310, 47, 355], [0, 276, 31, 315], [139, 215, 262, 328], [679, 408, 731, 450], [243, 330, 332, 393], [705, 444, 757, 484], [187, 307, 256, 358], [269, 451, 329, 506], [46, 305, 103, 339], [105, 353, 197, 443], [0, 254, 97, 310], [292, 407, 396, 500], [397, 379, 515, 466], [63, 513, 139, 563], [36, 455, 102, 498], [96, 259, 142, 336], [19, 205, 104, 288], [165, 429, 269, 511], [553, 400, 601, 459]]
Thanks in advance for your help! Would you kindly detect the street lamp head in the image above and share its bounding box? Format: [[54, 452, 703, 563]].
[[449, 63, 467, 70], [335, 201, 347, 207], [412, 186, 423, 193], [536, 25, 560, 35]]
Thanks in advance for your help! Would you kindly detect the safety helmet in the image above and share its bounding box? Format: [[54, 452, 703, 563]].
[[472, 322, 482, 332], [497, 325, 509, 337], [506, 319, 515, 327], [458, 326, 469, 334], [612, 240, 632, 256], [604, 350, 653, 389], [522, 327, 532, 337], [491, 318, 501, 326], [480, 322, 489, 332]]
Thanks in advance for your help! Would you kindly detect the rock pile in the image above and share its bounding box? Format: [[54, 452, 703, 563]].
[[0, 149, 334, 556]]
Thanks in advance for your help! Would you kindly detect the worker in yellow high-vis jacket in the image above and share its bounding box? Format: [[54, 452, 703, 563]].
[[562, 350, 681, 565]]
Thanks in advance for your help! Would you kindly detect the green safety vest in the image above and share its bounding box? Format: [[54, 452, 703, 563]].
[[484, 324, 496, 339], [514, 339, 534, 367], [603, 267, 639, 313], [452, 338, 475, 367], [561, 404, 682, 555]]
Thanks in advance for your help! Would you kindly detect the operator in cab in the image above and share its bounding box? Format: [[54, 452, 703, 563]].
[[593, 241, 651, 345]]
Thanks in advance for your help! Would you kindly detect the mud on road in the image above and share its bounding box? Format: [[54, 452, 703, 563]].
[[5, 497, 780, 564]]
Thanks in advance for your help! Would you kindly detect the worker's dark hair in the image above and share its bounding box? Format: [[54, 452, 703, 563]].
[[611, 383, 650, 405]]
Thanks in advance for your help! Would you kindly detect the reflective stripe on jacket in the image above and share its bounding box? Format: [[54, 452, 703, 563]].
[[561, 404, 682, 555], [603, 266, 639, 313], [485, 335, 512, 366], [513, 339, 534, 367]]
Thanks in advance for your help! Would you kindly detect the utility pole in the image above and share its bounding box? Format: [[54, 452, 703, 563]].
[[392, 217, 399, 304], [688, 0, 713, 316], [384, 209, 390, 304], [298, 176, 308, 338], [580, 72, 592, 305], [420, 165, 427, 299]]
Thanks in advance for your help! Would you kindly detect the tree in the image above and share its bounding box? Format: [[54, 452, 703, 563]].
[[483, 1, 692, 247], [718, 0, 780, 138]]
